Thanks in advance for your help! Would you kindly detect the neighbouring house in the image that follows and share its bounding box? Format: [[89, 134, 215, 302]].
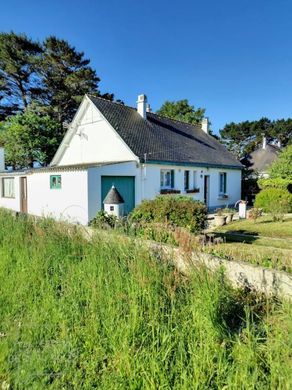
[[241, 135, 282, 204], [0, 94, 242, 224]]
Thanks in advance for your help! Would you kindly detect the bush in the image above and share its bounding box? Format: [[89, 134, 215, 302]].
[[258, 178, 292, 193], [248, 208, 263, 222], [90, 210, 118, 229], [130, 195, 207, 233], [254, 188, 292, 220]]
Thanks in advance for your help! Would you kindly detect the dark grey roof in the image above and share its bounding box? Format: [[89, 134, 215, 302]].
[[103, 185, 124, 204], [88, 96, 242, 169], [242, 144, 280, 173]]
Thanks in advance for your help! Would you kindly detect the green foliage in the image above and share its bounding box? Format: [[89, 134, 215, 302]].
[[130, 195, 207, 233], [0, 32, 115, 123], [269, 144, 292, 180], [0, 110, 59, 168], [0, 210, 291, 388], [156, 99, 205, 125], [255, 188, 292, 220], [258, 177, 292, 190], [220, 117, 292, 158], [0, 32, 43, 119], [90, 210, 118, 229]]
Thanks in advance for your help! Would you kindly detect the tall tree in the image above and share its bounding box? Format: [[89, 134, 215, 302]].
[[220, 117, 291, 158], [0, 110, 59, 168], [39, 36, 113, 125], [0, 32, 43, 119], [156, 99, 205, 125]]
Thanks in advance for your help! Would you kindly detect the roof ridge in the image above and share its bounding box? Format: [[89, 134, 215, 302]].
[[148, 111, 202, 129], [87, 94, 136, 110]]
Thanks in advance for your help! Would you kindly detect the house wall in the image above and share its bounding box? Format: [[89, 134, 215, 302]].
[[27, 170, 89, 224], [58, 102, 137, 166], [142, 164, 242, 209], [0, 175, 21, 212]]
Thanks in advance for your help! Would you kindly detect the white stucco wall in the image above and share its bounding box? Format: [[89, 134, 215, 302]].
[[142, 164, 242, 209], [58, 102, 137, 166], [27, 170, 89, 224], [0, 175, 21, 212]]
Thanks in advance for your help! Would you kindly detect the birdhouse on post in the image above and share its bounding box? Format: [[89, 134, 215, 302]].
[[103, 185, 125, 218]]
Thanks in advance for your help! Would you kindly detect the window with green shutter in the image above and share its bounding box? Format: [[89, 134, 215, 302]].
[[160, 169, 175, 189], [50, 175, 62, 189], [219, 172, 227, 194]]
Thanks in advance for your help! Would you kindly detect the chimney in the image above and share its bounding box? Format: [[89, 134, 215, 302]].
[[0, 148, 4, 171], [201, 117, 209, 134], [137, 94, 147, 119], [262, 135, 267, 149], [146, 103, 151, 113]]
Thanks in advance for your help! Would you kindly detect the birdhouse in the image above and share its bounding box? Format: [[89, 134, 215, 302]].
[[103, 185, 125, 218]]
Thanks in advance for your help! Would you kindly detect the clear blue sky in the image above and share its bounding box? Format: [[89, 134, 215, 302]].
[[1, 0, 292, 133]]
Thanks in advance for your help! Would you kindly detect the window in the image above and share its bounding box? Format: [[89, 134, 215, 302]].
[[219, 172, 227, 194], [2, 178, 15, 198], [160, 169, 174, 189], [193, 171, 197, 188], [50, 175, 62, 189], [184, 170, 190, 190]]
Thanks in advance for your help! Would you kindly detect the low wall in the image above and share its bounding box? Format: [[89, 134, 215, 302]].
[[146, 242, 292, 300]]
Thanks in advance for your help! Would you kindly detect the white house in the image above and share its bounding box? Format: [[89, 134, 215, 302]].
[[0, 94, 242, 224]]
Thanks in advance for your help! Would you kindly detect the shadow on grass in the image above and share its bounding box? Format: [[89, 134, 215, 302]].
[[215, 231, 259, 244]]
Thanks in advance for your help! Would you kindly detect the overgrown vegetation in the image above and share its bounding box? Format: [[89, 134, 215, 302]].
[[0, 209, 291, 389], [130, 195, 207, 233]]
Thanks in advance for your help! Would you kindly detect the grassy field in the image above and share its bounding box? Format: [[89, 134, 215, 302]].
[[211, 215, 292, 272], [0, 210, 291, 389]]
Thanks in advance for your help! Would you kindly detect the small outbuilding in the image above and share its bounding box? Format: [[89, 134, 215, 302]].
[[103, 185, 125, 218]]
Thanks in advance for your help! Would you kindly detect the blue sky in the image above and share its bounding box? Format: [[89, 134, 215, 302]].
[[1, 0, 292, 133]]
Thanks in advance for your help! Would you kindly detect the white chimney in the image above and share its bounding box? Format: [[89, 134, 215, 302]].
[[137, 94, 147, 119], [0, 148, 4, 171], [201, 117, 209, 134], [262, 135, 267, 149]]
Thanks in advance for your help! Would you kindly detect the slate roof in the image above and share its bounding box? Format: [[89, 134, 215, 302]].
[[88, 96, 242, 169], [103, 185, 124, 204], [242, 144, 280, 173]]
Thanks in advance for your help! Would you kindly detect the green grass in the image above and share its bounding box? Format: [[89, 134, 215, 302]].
[[210, 216, 292, 272], [0, 209, 291, 389], [215, 215, 292, 238]]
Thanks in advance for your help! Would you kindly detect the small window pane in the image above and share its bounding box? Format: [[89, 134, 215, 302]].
[[50, 175, 62, 189], [2, 178, 15, 198]]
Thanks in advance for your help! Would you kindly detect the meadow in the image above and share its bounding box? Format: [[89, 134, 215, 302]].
[[0, 209, 291, 389]]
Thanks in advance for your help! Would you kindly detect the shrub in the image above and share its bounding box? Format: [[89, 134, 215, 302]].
[[258, 178, 292, 193], [90, 210, 118, 229], [248, 208, 263, 222], [254, 188, 292, 219], [130, 195, 207, 233]]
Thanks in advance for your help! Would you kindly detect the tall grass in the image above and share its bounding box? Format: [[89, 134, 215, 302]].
[[0, 209, 291, 389]]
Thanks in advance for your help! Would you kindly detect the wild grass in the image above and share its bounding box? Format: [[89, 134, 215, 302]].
[[0, 209, 291, 389]]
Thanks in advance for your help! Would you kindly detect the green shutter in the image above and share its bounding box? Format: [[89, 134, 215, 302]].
[[171, 170, 175, 188], [50, 175, 61, 189], [224, 173, 227, 193]]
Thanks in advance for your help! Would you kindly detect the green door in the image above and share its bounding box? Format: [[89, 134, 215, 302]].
[[101, 176, 135, 215]]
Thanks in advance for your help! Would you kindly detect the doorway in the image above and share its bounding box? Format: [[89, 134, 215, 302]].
[[204, 175, 210, 207], [20, 177, 28, 213]]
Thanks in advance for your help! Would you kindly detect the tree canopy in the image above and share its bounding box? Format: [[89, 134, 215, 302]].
[[220, 117, 292, 158], [269, 144, 292, 180], [0, 110, 59, 168], [156, 99, 205, 125], [0, 32, 114, 124]]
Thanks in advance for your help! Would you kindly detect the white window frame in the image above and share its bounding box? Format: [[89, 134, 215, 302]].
[[219, 172, 227, 195], [160, 169, 174, 189], [2, 177, 15, 198]]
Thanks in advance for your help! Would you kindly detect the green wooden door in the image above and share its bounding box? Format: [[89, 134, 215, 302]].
[[101, 176, 135, 215]]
